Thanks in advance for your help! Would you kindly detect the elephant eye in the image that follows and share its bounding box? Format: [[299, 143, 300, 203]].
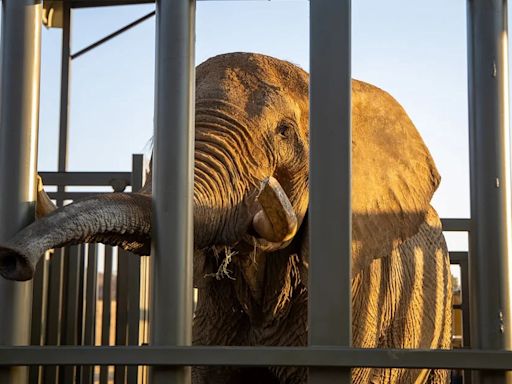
[[276, 121, 295, 139]]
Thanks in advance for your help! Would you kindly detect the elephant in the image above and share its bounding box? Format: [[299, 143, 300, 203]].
[[0, 52, 452, 384]]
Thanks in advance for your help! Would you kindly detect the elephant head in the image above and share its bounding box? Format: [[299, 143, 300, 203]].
[[0, 52, 440, 284]]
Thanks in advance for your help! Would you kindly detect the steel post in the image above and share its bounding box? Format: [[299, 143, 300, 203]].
[[467, 0, 512, 382], [150, 1, 195, 384], [58, 1, 71, 206], [0, 1, 42, 383], [44, 7, 72, 382], [308, 1, 352, 384]]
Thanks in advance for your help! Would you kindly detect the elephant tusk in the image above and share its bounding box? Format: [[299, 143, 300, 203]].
[[36, 175, 57, 219], [252, 176, 298, 243]]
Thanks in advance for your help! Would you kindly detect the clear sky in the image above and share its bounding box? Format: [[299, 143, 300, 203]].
[[35, 1, 480, 250]]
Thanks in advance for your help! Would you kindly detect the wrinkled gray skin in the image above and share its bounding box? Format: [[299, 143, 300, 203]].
[[0, 53, 452, 384]]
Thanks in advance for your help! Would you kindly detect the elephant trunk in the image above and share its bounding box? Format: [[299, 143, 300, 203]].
[[0, 193, 152, 281], [0, 177, 296, 282]]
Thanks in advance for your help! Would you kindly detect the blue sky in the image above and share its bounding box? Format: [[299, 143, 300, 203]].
[[36, 1, 473, 249]]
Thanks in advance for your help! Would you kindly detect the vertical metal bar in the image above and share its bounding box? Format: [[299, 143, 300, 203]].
[[60, 246, 82, 384], [132, 154, 145, 193], [29, 260, 46, 348], [460, 255, 471, 348], [140, 257, 150, 384], [0, 1, 42, 384], [115, 250, 129, 384], [44, 249, 64, 384], [467, 1, 512, 383], [308, 1, 351, 384], [150, 1, 195, 384], [115, 253, 128, 348], [459, 255, 472, 384], [57, 1, 71, 208], [57, 7, 73, 380], [128, 154, 144, 384], [127, 257, 141, 384], [44, 4, 71, 379], [77, 246, 86, 348], [100, 247, 114, 384], [29, 256, 49, 384], [81, 245, 97, 384]]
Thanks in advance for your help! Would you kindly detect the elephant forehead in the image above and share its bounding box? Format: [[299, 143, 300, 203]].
[[196, 52, 309, 119], [197, 71, 290, 118]]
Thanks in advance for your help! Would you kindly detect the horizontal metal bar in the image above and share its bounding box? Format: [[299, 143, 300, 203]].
[[0, 347, 510, 370], [71, 0, 153, 6], [441, 218, 471, 232], [39, 172, 131, 187], [47, 192, 113, 201], [449, 251, 469, 264]]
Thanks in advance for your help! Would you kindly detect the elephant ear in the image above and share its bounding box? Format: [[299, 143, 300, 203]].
[[351, 80, 440, 275]]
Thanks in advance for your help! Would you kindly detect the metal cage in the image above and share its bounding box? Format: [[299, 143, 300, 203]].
[[0, 1, 511, 384]]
